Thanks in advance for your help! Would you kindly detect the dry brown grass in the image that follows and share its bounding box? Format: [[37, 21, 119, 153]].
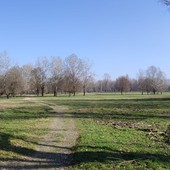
[[0, 98, 40, 110]]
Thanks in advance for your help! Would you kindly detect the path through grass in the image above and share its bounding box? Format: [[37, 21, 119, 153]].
[[43, 93, 170, 169], [0, 93, 170, 169], [0, 97, 79, 169]]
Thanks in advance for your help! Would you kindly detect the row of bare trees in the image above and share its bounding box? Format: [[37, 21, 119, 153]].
[[0, 51, 169, 98], [0, 52, 93, 98], [137, 66, 168, 94], [92, 66, 168, 95]]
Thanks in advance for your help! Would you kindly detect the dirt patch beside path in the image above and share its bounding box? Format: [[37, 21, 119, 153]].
[[0, 98, 79, 170]]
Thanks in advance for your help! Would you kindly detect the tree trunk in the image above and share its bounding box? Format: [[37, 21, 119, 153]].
[[41, 89, 44, 96], [53, 87, 57, 97], [36, 88, 39, 96], [54, 91, 56, 96], [41, 86, 44, 97], [73, 85, 76, 96], [121, 89, 123, 95], [6, 94, 9, 99], [83, 85, 86, 96]]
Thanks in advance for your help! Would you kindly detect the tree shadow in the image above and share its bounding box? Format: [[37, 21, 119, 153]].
[[0, 132, 73, 169], [47, 110, 170, 122], [72, 145, 170, 168], [73, 150, 170, 164], [44, 97, 170, 121], [0, 106, 52, 121], [0, 133, 169, 169], [50, 97, 170, 108]]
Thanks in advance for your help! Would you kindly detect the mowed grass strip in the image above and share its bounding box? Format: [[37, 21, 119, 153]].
[[43, 93, 170, 170], [0, 98, 52, 159]]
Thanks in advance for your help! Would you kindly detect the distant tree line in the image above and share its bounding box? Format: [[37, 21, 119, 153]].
[[0, 51, 169, 98], [92, 66, 168, 95]]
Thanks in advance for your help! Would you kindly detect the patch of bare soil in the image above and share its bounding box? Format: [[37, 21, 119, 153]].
[[0, 98, 78, 170], [96, 119, 168, 144], [96, 120, 143, 129]]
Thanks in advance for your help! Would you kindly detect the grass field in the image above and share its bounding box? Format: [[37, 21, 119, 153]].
[[0, 93, 170, 169], [0, 98, 52, 159], [43, 93, 170, 169]]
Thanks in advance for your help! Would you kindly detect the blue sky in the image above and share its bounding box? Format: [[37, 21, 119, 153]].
[[0, 0, 170, 79]]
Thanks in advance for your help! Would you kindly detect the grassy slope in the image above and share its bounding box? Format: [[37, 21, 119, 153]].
[[43, 93, 170, 170]]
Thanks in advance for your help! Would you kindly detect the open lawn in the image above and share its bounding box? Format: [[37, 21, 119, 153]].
[[0, 98, 52, 159], [0, 93, 170, 169], [42, 93, 170, 170]]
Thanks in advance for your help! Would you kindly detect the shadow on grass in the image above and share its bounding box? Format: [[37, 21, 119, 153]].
[[0, 97, 170, 169], [0, 133, 169, 170], [0, 106, 52, 120], [0, 132, 72, 169], [2, 110, 170, 122], [45, 111, 170, 122], [1, 96, 170, 122], [1, 109, 170, 123], [73, 150, 170, 164], [71, 144, 169, 169]]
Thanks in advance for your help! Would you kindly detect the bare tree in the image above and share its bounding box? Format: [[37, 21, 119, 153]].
[[64, 54, 83, 96], [138, 66, 167, 95], [36, 57, 49, 96], [3, 66, 24, 98], [50, 56, 64, 96], [81, 59, 94, 96], [94, 80, 103, 92], [146, 66, 167, 94], [0, 51, 11, 96], [167, 79, 170, 91], [30, 67, 41, 96], [130, 79, 138, 91], [21, 64, 33, 94], [85, 78, 96, 93], [0, 75, 4, 96], [0, 51, 10, 74], [137, 70, 146, 95], [115, 75, 131, 94], [102, 73, 111, 92]]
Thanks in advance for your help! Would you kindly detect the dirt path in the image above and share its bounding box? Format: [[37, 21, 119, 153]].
[[34, 103, 79, 169], [1, 98, 78, 170]]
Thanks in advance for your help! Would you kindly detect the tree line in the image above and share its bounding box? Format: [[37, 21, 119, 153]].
[[95, 66, 168, 95], [0, 51, 169, 98], [0, 52, 93, 98]]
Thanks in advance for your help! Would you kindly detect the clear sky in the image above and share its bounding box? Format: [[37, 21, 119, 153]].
[[0, 0, 170, 80]]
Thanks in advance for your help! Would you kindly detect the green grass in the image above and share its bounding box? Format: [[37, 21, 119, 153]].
[[0, 93, 170, 169], [0, 98, 52, 159], [42, 93, 170, 169]]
